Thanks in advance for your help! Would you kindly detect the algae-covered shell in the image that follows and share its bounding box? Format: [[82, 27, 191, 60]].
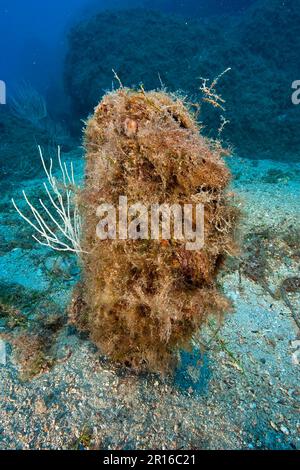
[[70, 88, 239, 373]]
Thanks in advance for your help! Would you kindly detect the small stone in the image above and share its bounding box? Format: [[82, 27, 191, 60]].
[[35, 399, 47, 414]]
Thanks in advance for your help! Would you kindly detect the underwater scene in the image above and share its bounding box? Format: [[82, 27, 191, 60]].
[[0, 0, 299, 452]]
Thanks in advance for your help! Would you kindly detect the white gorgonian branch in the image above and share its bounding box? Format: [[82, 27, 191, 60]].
[[12, 146, 84, 254]]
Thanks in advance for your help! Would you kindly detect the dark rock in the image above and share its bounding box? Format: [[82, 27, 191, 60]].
[[64, 0, 300, 161]]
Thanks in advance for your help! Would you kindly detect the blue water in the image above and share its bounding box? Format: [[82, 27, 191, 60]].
[[1, 0, 298, 159]]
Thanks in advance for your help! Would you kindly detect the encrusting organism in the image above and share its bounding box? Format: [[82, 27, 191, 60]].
[[69, 86, 239, 373]]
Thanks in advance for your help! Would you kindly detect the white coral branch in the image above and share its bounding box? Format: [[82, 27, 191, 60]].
[[12, 146, 85, 254]]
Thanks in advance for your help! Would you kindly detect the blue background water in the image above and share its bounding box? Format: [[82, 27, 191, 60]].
[[1, 0, 299, 162], [0, 1, 256, 96]]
